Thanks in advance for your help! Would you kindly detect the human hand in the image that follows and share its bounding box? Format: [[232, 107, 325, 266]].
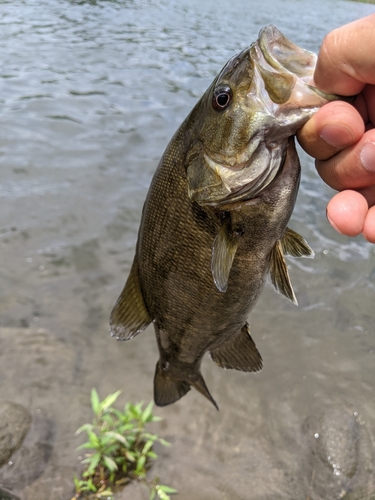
[[297, 14, 375, 243]]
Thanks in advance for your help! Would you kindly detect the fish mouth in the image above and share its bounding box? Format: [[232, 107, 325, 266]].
[[257, 26, 348, 103], [258, 25, 316, 81], [255, 25, 339, 108]]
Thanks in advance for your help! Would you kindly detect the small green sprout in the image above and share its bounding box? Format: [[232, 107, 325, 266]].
[[72, 389, 176, 500]]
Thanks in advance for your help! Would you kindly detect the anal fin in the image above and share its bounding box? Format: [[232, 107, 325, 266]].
[[270, 240, 298, 305], [110, 258, 152, 340], [210, 323, 263, 372]]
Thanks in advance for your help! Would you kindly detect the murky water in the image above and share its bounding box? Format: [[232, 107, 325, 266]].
[[1, 0, 375, 498]]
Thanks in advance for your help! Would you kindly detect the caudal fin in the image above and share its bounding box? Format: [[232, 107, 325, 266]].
[[153, 361, 218, 410], [154, 361, 191, 407], [191, 373, 219, 410]]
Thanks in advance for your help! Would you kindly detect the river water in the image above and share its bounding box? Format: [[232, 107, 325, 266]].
[[1, 0, 375, 499]]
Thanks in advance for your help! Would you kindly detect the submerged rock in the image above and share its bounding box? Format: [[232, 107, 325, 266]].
[[315, 407, 359, 480], [0, 401, 31, 467], [303, 406, 375, 499], [0, 487, 20, 500], [0, 412, 55, 491]]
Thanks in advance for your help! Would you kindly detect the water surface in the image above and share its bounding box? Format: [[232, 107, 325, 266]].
[[1, 0, 375, 498]]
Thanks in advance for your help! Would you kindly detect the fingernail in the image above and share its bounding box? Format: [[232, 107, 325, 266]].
[[320, 124, 354, 148], [360, 142, 375, 172]]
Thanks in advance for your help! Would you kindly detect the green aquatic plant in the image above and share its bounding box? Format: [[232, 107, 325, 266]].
[[72, 389, 177, 500]]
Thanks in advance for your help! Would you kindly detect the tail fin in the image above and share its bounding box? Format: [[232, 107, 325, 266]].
[[192, 373, 219, 410], [153, 361, 218, 410], [154, 361, 191, 407]]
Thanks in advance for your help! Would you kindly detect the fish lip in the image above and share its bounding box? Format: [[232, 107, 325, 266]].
[[257, 26, 343, 104], [257, 24, 316, 79], [307, 84, 348, 103]]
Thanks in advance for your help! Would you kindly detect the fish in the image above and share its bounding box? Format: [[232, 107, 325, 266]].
[[110, 25, 337, 409]]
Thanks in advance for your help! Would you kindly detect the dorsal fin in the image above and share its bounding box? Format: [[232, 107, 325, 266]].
[[270, 240, 298, 305], [281, 227, 314, 258], [211, 217, 239, 293], [110, 258, 152, 340], [210, 323, 263, 372]]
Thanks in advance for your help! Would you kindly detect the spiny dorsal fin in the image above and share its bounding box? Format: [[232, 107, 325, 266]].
[[211, 218, 239, 293], [281, 227, 314, 258], [210, 323, 263, 372], [270, 240, 298, 305], [110, 258, 152, 340]]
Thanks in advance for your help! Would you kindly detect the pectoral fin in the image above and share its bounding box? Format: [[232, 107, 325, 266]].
[[110, 258, 152, 340], [270, 240, 298, 305], [210, 323, 263, 372], [211, 218, 239, 293], [281, 227, 314, 258]]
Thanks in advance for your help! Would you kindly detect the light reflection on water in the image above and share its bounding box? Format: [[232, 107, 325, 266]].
[[0, 0, 375, 499]]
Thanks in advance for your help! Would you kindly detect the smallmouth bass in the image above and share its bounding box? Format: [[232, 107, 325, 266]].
[[110, 26, 336, 409]]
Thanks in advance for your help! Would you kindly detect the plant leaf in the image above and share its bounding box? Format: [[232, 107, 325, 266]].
[[91, 388, 100, 415], [125, 450, 136, 462], [141, 401, 154, 423], [156, 491, 169, 500], [136, 454, 146, 474], [104, 431, 128, 446], [158, 438, 171, 447], [87, 430, 100, 448], [77, 442, 96, 451], [75, 423, 94, 435], [151, 415, 163, 422], [99, 391, 121, 412], [103, 455, 118, 473], [158, 486, 178, 494], [142, 440, 154, 454], [86, 451, 101, 474]]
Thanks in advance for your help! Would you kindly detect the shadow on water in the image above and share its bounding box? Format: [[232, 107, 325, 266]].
[[1, 0, 375, 498]]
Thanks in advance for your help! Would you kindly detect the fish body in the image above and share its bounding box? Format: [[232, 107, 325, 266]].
[[110, 26, 335, 408]]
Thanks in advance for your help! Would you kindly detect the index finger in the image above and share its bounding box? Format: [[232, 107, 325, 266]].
[[315, 14, 375, 96]]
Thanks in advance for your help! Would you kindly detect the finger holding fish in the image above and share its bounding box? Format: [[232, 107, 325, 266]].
[[298, 14, 375, 242]]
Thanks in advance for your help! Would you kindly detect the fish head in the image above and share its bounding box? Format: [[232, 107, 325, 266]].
[[186, 25, 337, 206]]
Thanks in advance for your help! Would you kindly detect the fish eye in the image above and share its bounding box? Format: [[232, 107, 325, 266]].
[[212, 85, 232, 111]]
